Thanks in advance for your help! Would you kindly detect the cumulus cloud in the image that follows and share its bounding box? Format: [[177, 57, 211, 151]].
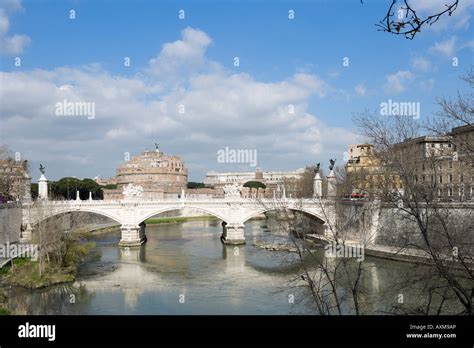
[[148, 27, 214, 83], [0, 27, 359, 180], [383, 70, 414, 95], [411, 57, 431, 72], [0, 1, 30, 55], [429, 37, 457, 57]]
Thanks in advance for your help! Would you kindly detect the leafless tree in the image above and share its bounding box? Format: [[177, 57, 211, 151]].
[[30, 202, 74, 277], [0, 145, 30, 201], [353, 107, 473, 314], [375, 0, 459, 40], [0, 145, 15, 200], [258, 171, 377, 314], [426, 69, 474, 160]]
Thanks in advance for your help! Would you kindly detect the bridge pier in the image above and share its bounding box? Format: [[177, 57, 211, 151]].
[[20, 223, 33, 243], [119, 222, 147, 247], [221, 222, 245, 245]]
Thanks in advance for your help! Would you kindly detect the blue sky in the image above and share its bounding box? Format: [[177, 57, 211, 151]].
[[1, 0, 473, 181]]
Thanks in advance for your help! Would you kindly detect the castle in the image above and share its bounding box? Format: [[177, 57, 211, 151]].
[[102, 147, 188, 200]]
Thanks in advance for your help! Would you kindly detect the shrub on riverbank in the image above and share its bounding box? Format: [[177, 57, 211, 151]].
[[1, 239, 95, 290], [3, 258, 75, 289], [0, 288, 9, 315]]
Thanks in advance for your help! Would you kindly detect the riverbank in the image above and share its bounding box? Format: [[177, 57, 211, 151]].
[[0, 288, 9, 314], [2, 257, 76, 289], [1, 237, 94, 290], [305, 234, 474, 269]]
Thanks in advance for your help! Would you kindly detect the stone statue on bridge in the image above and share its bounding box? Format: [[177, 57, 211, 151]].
[[329, 159, 336, 171], [122, 183, 144, 198], [223, 183, 241, 198], [39, 164, 46, 175]]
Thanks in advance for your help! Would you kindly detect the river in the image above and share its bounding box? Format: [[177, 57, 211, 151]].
[[4, 219, 463, 315]]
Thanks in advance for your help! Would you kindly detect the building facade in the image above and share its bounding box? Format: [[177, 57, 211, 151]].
[[394, 126, 474, 201], [346, 125, 474, 201], [0, 159, 31, 202], [204, 168, 305, 198], [346, 144, 400, 194]]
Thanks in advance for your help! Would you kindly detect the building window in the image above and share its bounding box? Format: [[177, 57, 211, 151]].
[[422, 175, 426, 182], [449, 161, 453, 169], [422, 164, 425, 171], [449, 174, 453, 183], [448, 188, 453, 197], [439, 175, 443, 184], [438, 188, 442, 197]]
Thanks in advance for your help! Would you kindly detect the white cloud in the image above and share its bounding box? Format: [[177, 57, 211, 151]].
[[0, 2, 30, 55], [354, 84, 366, 96], [429, 37, 457, 57], [461, 40, 474, 50], [418, 78, 435, 92], [383, 70, 414, 95], [148, 27, 213, 81], [0, 27, 358, 180], [411, 57, 431, 72]]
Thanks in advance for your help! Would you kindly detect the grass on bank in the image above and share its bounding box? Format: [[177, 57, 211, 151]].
[[0, 288, 9, 315], [1, 240, 95, 290]]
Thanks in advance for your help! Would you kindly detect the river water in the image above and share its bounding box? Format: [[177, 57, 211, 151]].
[[4, 219, 462, 315]]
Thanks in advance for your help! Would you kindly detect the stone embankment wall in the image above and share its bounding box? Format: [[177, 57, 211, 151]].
[[52, 211, 115, 231], [0, 203, 22, 244], [325, 201, 473, 254], [375, 204, 473, 250]]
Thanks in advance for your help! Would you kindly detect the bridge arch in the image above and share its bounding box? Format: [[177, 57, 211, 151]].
[[28, 207, 123, 227], [241, 206, 327, 225], [136, 205, 228, 226]]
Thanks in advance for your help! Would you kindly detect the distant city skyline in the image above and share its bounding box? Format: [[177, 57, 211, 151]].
[[1, 0, 473, 181]]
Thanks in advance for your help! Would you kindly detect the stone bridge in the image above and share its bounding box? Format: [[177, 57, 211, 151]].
[[21, 197, 336, 246]]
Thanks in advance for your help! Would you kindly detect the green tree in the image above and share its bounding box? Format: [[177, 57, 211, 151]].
[[243, 181, 266, 197], [187, 182, 206, 189]]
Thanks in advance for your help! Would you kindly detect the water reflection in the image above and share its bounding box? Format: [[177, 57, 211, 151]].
[[2, 219, 464, 315], [222, 245, 246, 271]]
